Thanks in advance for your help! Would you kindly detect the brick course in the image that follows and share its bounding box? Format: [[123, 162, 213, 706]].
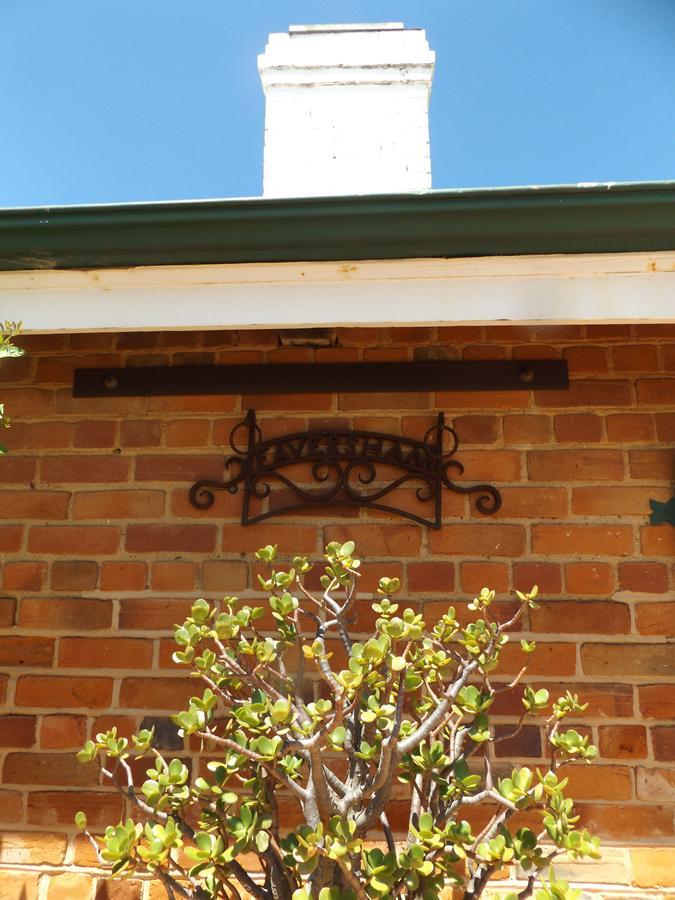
[[1, 324, 674, 897]]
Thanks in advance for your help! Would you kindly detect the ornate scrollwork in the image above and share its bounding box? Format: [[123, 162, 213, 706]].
[[189, 410, 501, 528]]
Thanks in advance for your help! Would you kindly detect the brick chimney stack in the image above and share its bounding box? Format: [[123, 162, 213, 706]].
[[258, 23, 435, 197]]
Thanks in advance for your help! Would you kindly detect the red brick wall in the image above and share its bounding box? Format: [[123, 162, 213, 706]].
[[1, 324, 674, 897]]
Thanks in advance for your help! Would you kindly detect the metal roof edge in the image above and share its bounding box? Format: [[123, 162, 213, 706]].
[[1, 181, 674, 271]]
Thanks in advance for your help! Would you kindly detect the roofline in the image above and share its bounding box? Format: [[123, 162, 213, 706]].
[[1, 181, 675, 272]]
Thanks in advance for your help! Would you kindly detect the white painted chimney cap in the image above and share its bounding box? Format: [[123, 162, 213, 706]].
[[259, 24, 434, 197], [288, 23, 405, 33]]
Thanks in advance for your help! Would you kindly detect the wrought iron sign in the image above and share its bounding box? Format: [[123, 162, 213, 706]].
[[189, 410, 501, 529]]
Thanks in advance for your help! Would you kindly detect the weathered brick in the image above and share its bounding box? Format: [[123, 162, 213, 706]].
[[4, 750, 97, 786], [94, 877, 144, 899], [119, 598, 192, 630], [120, 676, 194, 710], [598, 725, 648, 759], [339, 392, 429, 411], [0, 457, 37, 484], [571, 486, 656, 516], [652, 726, 675, 761], [405, 561, 455, 594], [564, 765, 633, 801], [631, 848, 675, 888], [59, 637, 153, 669], [493, 487, 567, 518], [51, 559, 98, 591], [27, 790, 123, 827], [451, 450, 521, 481], [654, 411, 675, 441], [429, 524, 526, 557], [0, 525, 24, 550], [238, 523, 322, 556], [553, 413, 603, 442], [452, 415, 498, 444], [628, 448, 674, 479], [512, 562, 562, 594], [19, 597, 112, 630], [613, 344, 659, 371], [636, 377, 675, 405], [606, 412, 655, 442], [74, 419, 117, 448], [16, 675, 112, 708], [0, 791, 23, 824], [493, 681, 632, 719], [578, 802, 673, 839], [582, 644, 675, 677], [532, 525, 634, 556], [0, 715, 37, 748], [73, 489, 165, 519], [325, 524, 421, 556], [639, 684, 675, 719], [71, 332, 114, 350], [536, 379, 632, 408], [502, 414, 552, 444], [134, 454, 223, 482], [513, 343, 560, 361], [120, 419, 162, 447], [0, 490, 70, 519], [635, 601, 675, 636], [0, 597, 15, 628], [640, 524, 675, 557], [636, 768, 675, 802], [126, 524, 216, 552], [585, 324, 633, 340], [47, 872, 94, 898], [27, 421, 74, 448], [92, 716, 137, 742], [100, 560, 147, 591], [40, 714, 87, 749], [115, 331, 159, 350], [36, 353, 120, 383], [29, 525, 120, 554], [531, 600, 629, 634], [2, 560, 45, 591], [201, 560, 248, 592], [493, 725, 541, 758], [619, 561, 669, 593], [165, 419, 211, 446], [0, 830, 67, 864], [353, 561, 405, 594], [565, 563, 615, 595], [459, 562, 509, 593], [500, 642, 576, 676], [1, 387, 54, 416], [528, 449, 624, 481], [41, 454, 130, 483], [0, 636, 54, 666], [437, 390, 528, 409], [151, 560, 198, 591], [147, 394, 238, 413]]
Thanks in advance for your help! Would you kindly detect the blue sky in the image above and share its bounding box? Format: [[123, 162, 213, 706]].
[[1, 0, 674, 207]]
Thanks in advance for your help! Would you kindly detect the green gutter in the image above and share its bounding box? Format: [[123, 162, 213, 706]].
[[1, 181, 674, 271]]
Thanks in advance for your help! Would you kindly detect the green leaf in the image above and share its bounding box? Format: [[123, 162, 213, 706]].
[[74, 811, 87, 830], [256, 830, 270, 853], [330, 725, 347, 747]]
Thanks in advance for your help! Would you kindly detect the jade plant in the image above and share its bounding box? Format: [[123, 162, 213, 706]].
[[0, 321, 23, 453], [76, 541, 599, 900]]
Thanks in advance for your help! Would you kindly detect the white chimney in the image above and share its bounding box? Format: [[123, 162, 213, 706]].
[[258, 23, 435, 197]]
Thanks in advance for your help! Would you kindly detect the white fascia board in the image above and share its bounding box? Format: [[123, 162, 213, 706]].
[[0, 252, 674, 334]]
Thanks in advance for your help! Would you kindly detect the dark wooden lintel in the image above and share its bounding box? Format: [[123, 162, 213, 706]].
[[73, 360, 568, 398]]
